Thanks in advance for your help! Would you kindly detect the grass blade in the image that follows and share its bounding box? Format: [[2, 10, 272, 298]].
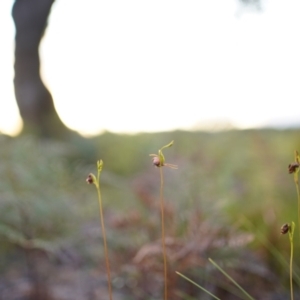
[[176, 271, 221, 300], [209, 258, 255, 300]]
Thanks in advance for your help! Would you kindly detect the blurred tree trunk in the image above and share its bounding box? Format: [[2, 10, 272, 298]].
[[12, 0, 69, 138]]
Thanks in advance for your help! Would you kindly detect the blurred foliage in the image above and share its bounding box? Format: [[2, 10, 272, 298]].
[[0, 129, 299, 299], [0, 136, 85, 263], [89, 129, 300, 297]]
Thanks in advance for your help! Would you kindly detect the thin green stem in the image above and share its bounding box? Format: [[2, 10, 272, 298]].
[[241, 216, 300, 286], [209, 258, 255, 300], [295, 179, 300, 240], [176, 271, 221, 300], [293, 150, 300, 240], [290, 236, 294, 300], [96, 182, 113, 300], [150, 141, 176, 299], [289, 222, 295, 300], [160, 166, 168, 300]]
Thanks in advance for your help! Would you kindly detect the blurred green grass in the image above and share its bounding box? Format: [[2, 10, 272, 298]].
[[0, 129, 299, 298]]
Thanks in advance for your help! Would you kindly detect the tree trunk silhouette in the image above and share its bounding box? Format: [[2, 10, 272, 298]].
[[12, 0, 69, 138]]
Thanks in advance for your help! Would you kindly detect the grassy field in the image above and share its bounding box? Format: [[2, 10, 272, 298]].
[[0, 129, 299, 299]]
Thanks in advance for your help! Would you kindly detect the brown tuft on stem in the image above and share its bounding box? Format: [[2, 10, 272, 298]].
[[288, 163, 300, 174], [86, 174, 94, 184], [281, 223, 290, 235]]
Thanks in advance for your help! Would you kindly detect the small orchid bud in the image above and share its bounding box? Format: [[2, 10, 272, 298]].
[[281, 223, 290, 235], [86, 173, 97, 185], [288, 163, 299, 174], [152, 156, 162, 167], [149, 140, 177, 169]]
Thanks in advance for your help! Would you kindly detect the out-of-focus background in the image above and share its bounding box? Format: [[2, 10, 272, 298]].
[[2, 0, 300, 136], [1, 0, 300, 299]]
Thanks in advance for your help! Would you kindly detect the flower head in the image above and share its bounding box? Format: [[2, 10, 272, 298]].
[[289, 150, 300, 174], [86, 173, 97, 185], [281, 223, 290, 235], [149, 140, 177, 169], [288, 163, 299, 174]]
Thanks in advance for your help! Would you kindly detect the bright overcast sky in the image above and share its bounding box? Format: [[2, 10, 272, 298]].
[[1, 0, 300, 136]]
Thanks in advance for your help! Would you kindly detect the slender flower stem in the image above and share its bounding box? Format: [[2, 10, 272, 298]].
[[150, 141, 176, 300], [295, 179, 300, 240], [96, 183, 113, 300], [291, 151, 300, 240], [288, 222, 295, 300], [160, 166, 168, 300], [290, 236, 294, 300], [87, 161, 113, 300]]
